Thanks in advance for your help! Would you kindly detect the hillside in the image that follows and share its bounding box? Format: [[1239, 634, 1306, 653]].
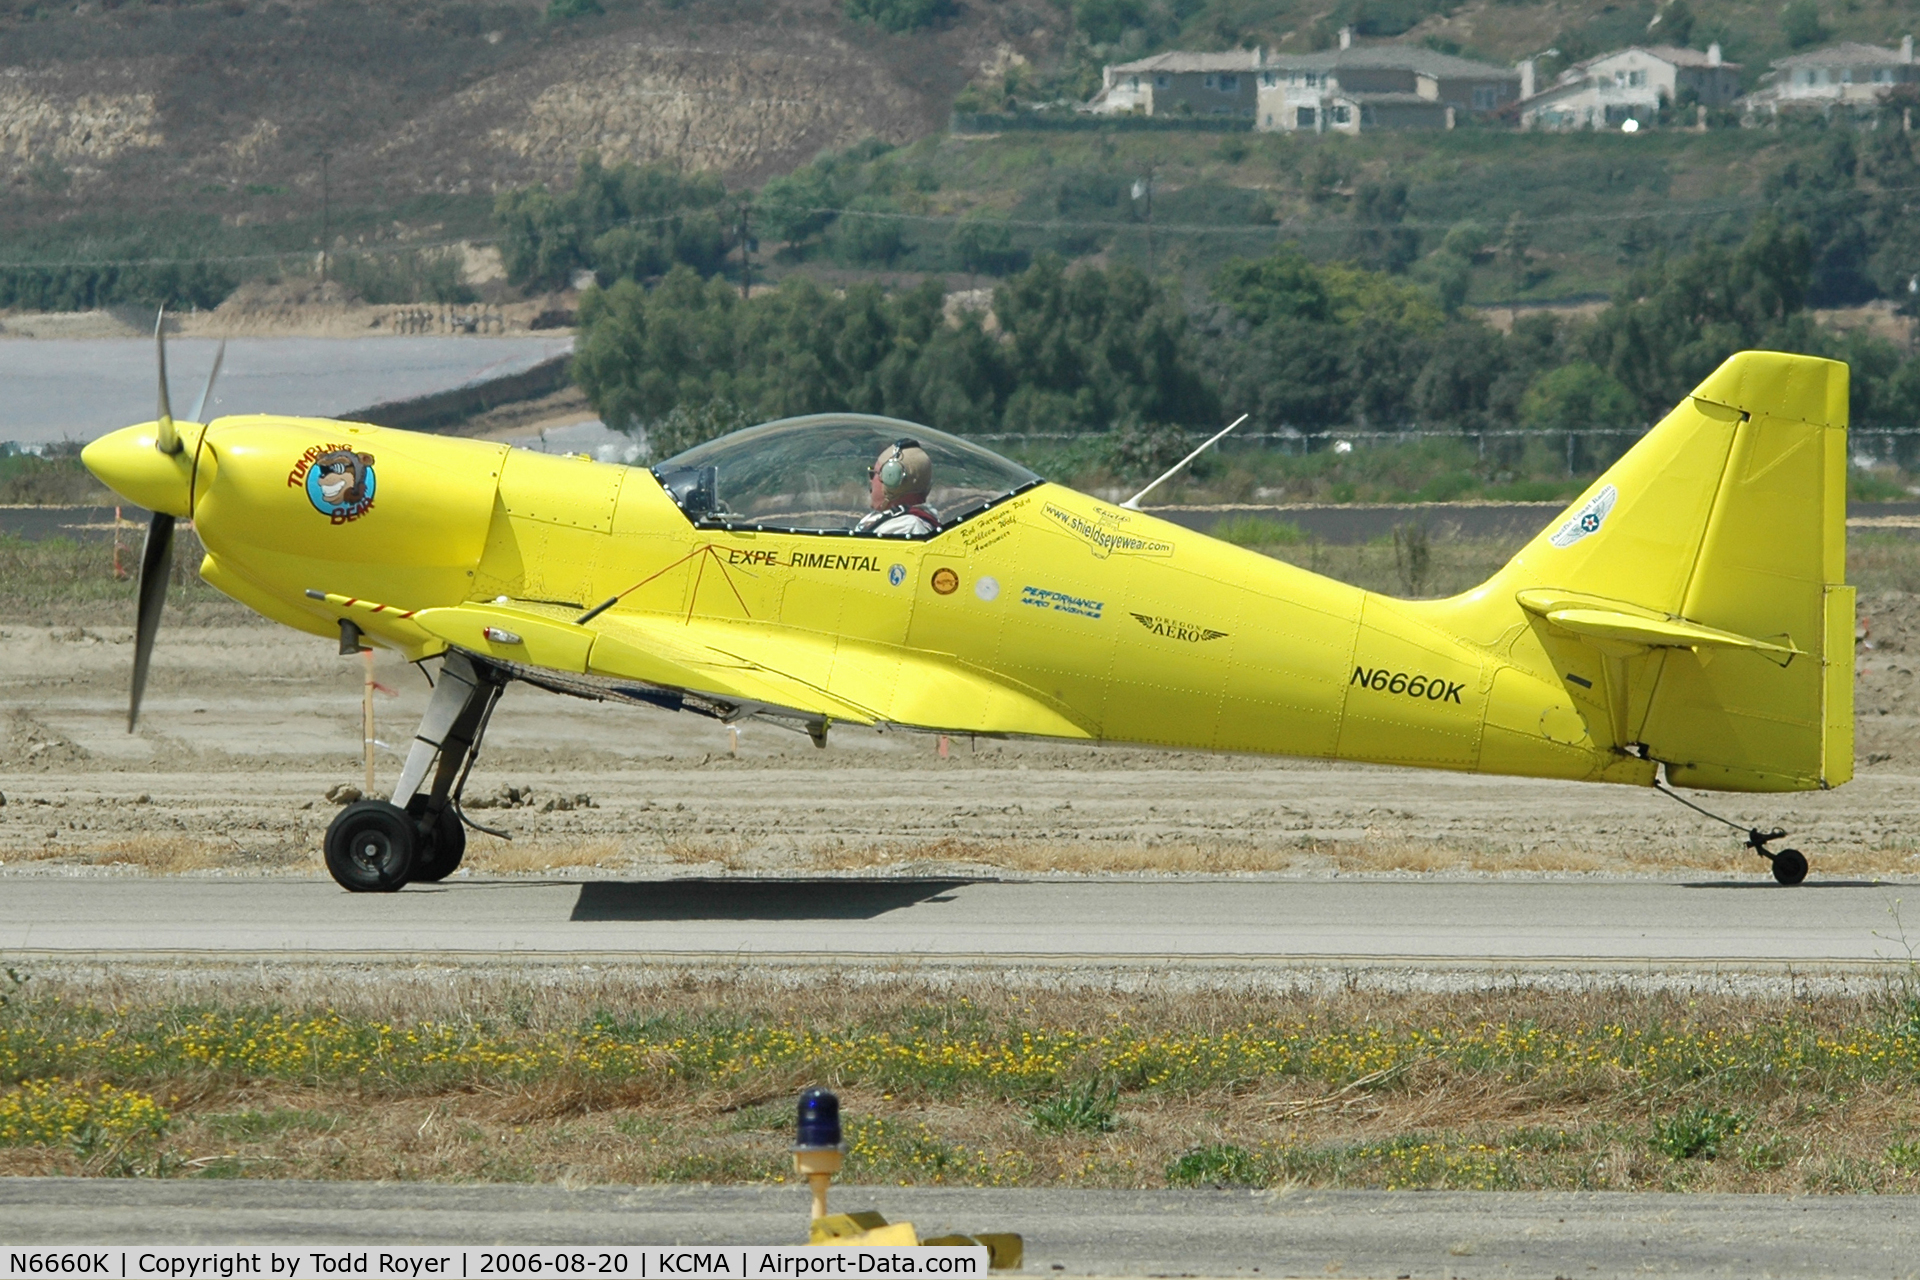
[[0, 0, 1062, 266], [1, 0, 1918, 311]]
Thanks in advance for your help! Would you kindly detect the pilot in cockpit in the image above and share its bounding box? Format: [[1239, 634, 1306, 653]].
[[854, 439, 939, 536]]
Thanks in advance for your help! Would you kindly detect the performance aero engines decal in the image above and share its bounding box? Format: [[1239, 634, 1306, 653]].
[[1043, 503, 1174, 560], [1022, 585, 1103, 620], [291, 445, 377, 524], [1549, 484, 1617, 549]]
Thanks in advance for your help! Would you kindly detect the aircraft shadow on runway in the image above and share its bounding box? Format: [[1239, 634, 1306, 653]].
[[569, 878, 981, 922], [1678, 880, 1887, 890]]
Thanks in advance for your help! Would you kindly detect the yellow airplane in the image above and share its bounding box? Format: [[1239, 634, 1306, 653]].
[[82, 329, 1852, 892]]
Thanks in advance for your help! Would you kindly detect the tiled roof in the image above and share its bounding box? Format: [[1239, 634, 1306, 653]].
[[1264, 44, 1517, 79], [1107, 50, 1261, 73], [1519, 80, 1604, 108], [1577, 44, 1740, 70], [1774, 40, 1913, 68], [1334, 90, 1443, 104]]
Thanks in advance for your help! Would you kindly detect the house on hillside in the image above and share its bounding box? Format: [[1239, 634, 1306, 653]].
[[1518, 44, 1742, 130], [1254, 33, 1520, 133], [1087, 50, 1262, 118], [1740, 37, 1918, 113]]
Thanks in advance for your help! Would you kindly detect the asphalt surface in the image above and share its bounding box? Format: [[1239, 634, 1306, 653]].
[[1, 1180, 1914, 1278], [0, 336, 572, 446], [0, 876, 1906, 966]]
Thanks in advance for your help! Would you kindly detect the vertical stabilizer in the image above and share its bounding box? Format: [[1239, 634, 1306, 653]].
[[1452, 351, 1851, 792]]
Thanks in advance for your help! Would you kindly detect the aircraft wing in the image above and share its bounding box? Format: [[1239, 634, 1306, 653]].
[[408, 600, 1092, 739]]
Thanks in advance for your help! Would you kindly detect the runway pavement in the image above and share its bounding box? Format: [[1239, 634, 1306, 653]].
[[1, 1179, 1915, 1278], [0, 336, 572, 447], [0, 875, 1909, 967]]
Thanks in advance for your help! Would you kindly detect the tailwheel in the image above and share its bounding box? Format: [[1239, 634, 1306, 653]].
[[1769, 848, 1809, 887], [324, 800, 415, 892], [406, 795, 467, 883], [1744, 826, 1808, 887], [1657, 782, 1810, 887]]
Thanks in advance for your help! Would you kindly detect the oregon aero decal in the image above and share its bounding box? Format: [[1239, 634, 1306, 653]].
[[1132, 613, 1227, 642]]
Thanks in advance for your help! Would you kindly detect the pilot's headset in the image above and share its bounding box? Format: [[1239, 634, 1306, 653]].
[[875, 438, 931, 499]]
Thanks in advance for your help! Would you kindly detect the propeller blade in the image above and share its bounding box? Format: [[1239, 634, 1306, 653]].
[[190, 339, 226, 423], [153, 308, 181, 455], [129, 511, 175, 732]]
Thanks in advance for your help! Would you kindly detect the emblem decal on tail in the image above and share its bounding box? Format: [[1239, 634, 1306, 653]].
[[1549, 485, 1617, 548]]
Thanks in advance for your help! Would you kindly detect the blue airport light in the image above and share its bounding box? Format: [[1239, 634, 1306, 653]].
[[794, 1087, 841, 1150]]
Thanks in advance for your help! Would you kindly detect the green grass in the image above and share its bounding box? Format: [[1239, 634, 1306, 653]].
[[1650, 1106, 1747, 1161], [1025, 1077, 1119, 1135], [0, 530, 230, 622], [0, 454, 107, 505], [1211, 514, 1306, 547], [4, 978, 1920, 1189]]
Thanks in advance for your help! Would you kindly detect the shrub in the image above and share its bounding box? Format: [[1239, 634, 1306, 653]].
[[1167, 1143, 1267, 1188], [844, 0, 954, 34], [1651, 1107, 1745, 1160], [1026, 1078, 1118, 1135], [1212, 515, 1306, 547]]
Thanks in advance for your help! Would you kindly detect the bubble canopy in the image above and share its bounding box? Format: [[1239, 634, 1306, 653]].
[[650, 413, 1042, 536]]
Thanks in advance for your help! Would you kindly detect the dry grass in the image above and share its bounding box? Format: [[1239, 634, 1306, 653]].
[[434, 833, 1920, 880], [464, 836, 630, 875], [89, 835, 222, 873], [3, 971, 1919, 1192]]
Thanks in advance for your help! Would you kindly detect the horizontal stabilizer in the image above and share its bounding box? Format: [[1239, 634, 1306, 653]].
[[1517, 590, 1799, 664]]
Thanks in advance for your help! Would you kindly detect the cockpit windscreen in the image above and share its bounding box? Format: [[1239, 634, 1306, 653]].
[[651, 413, 1040, 536]]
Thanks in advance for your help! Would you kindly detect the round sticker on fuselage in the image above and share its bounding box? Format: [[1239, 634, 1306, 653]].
[[931, 568, 959, 595], [975, 576, 1000, 602], [305, 448, 377, 523], [888, 563, 906, 587]]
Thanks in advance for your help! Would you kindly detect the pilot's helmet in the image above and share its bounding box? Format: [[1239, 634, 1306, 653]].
[[873, 440, 933, 502]]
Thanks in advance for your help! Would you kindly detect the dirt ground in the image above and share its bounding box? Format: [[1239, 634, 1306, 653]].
[[5, 593, 1920, 882]]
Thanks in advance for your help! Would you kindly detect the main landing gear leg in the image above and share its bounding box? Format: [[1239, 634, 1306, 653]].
[[323, 651, 506, 892]]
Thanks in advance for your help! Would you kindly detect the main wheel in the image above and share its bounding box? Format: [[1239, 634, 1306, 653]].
[[324, 800, 415, 892], [406, 795, 467, 883], [1771, 848, 1809, 886]]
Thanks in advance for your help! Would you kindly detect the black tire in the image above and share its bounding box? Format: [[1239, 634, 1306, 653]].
[[406, 795, 466, 882], [324, 800, 415, 892], [1771, 848, 1809, 886]]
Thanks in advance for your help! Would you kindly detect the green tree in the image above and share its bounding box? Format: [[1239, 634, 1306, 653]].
[[755, 166, 840, 247], [494, 156, 731, 291], [1658, 0, 1695, 48], [843, 0, 954, 34], [829, 195, 906, 267], [1210, 244, 1332, 326], [1519, 362, 1641, 431], [1074, 0, 1149, 44], [951, 216, 1027, 277], [1582, 219, 1819, 417], [1347, 180, 1420, 275], [995, 254, 1218, 434], [573, 257, 1209, 442], [1781, 0, 1826, 49]]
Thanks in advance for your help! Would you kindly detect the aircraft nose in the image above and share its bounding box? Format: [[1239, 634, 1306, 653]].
[[82, 422, 198, 518]]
